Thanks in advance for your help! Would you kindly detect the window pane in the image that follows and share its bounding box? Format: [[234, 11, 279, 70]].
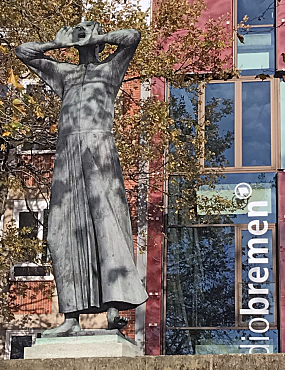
[[165, 329, 278, 355], [196, 172, 276, 224], [43, 209, 49, 241], [237, 28, 275, 75], [166, 226, 235, 328], [19, 212, 38, 239], [237, 0, 275, 25], [242, 82, 271, 166], [169, 86, 198, 158], [205, 83, 235, 167], [169, 173, 276, 226], [0, 85, 8, 97], [10, 336, 32, 359], [170, 86, 197, 119], [42, 209, 49, 262], [14, 266, 47, 277]]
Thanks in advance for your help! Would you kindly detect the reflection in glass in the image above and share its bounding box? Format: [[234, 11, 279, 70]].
[[237, 0, 275, 25], [165, 329, 278, 355], [242, 82, 271, 166], [169, 172, 276, 226], [237, 28, 275, 75], [19, 211, 38, 239], [169, 86, 198, 158], [166, 227, 235, 328], [170, 86, 197, 119], [205, 83, 235, 167]]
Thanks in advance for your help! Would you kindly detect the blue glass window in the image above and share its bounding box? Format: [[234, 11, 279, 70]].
[[205, 83, 235, 167], [170, 86, 197, 119], [238, 0, 275, 25], [196, 172, 276, 224], [237, 28, 275, 75], [169, 86, 198, 156], [0, 85, 8, 97], [165, 329, 278, 355], [242, 82, 271, 166], [166, 226, 235, 328]]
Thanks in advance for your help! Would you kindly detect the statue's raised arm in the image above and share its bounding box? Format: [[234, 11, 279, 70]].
[[15, 27, 76, 98], [15, 24, 140, 97]]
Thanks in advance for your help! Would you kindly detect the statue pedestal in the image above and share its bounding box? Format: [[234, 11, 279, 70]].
[[24, 329, 142, 359]]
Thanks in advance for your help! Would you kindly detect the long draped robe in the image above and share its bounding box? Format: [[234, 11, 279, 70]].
[[17, 31, 148, 313]]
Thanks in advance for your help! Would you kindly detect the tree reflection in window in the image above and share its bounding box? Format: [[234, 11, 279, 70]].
[[166, 226, 235, 329]]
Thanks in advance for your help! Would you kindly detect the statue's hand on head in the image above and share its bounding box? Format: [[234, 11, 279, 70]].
[[74, 23, 104, 48], [53, 26, 74, 48]]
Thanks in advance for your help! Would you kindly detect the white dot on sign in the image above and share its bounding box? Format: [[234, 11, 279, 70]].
[[234, 182, 252, 200], [241, 337, 245, 341], [227, 21, 230, 24]]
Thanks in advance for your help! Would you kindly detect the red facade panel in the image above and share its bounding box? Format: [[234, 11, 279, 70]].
[[202, 0, 233, 70], [145, 76, 165, 355]]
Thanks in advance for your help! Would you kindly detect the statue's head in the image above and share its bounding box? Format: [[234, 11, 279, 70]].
[[73, 21, 105, 53]]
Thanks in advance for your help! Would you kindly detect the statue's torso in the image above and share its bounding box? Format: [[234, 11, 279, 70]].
[[58, 61, 121, 136]]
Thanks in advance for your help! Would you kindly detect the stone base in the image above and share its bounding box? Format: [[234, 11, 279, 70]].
[[24, 329, 141, 359]]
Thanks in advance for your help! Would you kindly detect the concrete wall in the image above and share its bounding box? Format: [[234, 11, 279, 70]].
[[2, 354, 285, 370]]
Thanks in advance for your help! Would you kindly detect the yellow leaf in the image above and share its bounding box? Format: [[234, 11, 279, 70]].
[[13, 100, 26, 115], [2, 131, 11, 137], [28, 96, 35, 104], [7, 69, 18, 87], [1, 144, 5, 151], [13, 98, 23, 106], [0, 45, 7, 54], [49, 124, 58, 133], [36, 106, 44, 118], [16, 83, 25, 90]]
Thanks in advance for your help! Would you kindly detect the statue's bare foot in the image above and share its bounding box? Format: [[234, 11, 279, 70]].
[[42, 317, 81, 337], [107, 307, 128, 330]]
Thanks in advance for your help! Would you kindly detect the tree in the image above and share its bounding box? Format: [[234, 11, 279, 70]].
[[0, 0, 236, 321]]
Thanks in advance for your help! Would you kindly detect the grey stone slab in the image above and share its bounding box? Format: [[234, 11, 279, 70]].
[[41, 328, 136, 345], [24, 332, 142, 359]]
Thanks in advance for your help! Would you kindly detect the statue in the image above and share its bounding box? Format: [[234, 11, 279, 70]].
[[15, 21, 148, 335]]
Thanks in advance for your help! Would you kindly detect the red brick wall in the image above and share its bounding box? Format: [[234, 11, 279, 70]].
[[20, 153, 54, 187], [9, 281, 53, 315]]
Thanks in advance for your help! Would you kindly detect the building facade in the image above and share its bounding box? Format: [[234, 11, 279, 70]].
[[143, 0, 285, 356]]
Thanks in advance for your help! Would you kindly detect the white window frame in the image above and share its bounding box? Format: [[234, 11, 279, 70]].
[[4, 329, 42, 360], [11, 199, 53, 281]]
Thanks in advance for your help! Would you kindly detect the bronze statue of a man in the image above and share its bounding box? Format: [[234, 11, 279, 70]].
[[15, 21, 148, 335]]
